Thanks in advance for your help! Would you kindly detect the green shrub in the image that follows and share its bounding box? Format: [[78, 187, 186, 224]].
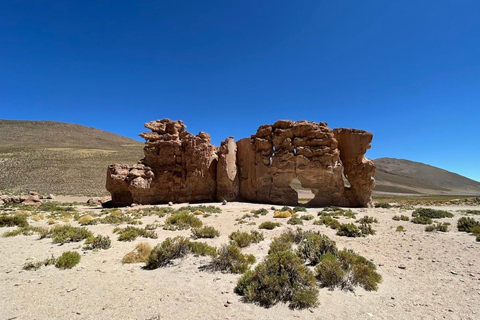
[[229, 230, 264, 248], [268, 234, 294, 254], [457, 217, 480, 232], [412, 208, 453, 219], [425, 223, 448, 232], [0, 215, 29, 228], [296, 233, 338, 265], [393, 215, 410, 221], [396, 226, 405, 232], [375, 202, 392, 209], [313, 216, 341, 229], [258, 221, 281, 230], [114, 226, 158, 241], [48, 225, 93, 244], [55, 251, 81, 270], [359, 223, 376, 236], [2, 225, 48, 238], [280, 206, 294, 213], [23, 255, 56, 271], [235, 251, 318, 309], [300, 214, 314, 221], [319, 207, 356, 219], [287, 217, 303, 226], [314, 253, 344, 289], [164, 211, 203, 230], [411, 216, 433, 225], [178, 205, 222, 214], [206, 244, 256, 273], [84, 235, 111, 250], [336, 223, 362, 237], [293, 206, 307, 212], [191, 226, 220, 239], [356, 216, 378, 224], [189, 241, 217, 257], [251, 208, 268, 215]]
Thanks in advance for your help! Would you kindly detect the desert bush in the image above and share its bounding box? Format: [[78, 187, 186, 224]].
[[461, 209, 480, 215], [251, 208, 268, 215], [473, 226, 480, 241], [411, 216, 433, 225], [374, 202, 392, 209], [48, 225, 93, 244], [457, 217, 480, 232], [164, 211, 203, 230], [191, 226, 220, 239], [84, 235, 111, 250], [315, 249, 381, 291], [293, 206, 307, 212], [55, 251, 81, 269], [235, 251, 318, 309], [78, 214, 96, 225], [296, 233, 338, 265], [396, 226, 405, 232], [122, 242, 152, 264], [0, 215, 29, 228], [356, 216, 378, 224], [98, 210, 139, 225], [268, 234, 294, 254], [206, 244, 256, 273], [189, 241, 217, 257], [336, 223, 362, 237], [23, 255, 56, 271], [313, 216, 341, 229], [37, 202, 77, 217], [314, 253, 344, 289], [425, 223, 449, 232], [412, 208, 453, 219], [178, 205, 222, 214], [258, 221, 281, 230], [393, 215, 410, 221], [3, 225, 48, 238], [229, 230, 264, 248], [319, 207, 356, 219], [127, 206, 175, 218], [359, 223, 376, 236], [273, 211, 292, 218], [287, 217, 303, 226], [300, 214, 314, 221], [114, 226, 158, 241]]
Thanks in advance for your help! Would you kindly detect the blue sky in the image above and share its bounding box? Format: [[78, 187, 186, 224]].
[[1, 1, 479, 182]]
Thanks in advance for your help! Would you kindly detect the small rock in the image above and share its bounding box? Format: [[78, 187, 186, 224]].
[[168, 202, 173, 206], [224, 303, 229, 307], [398, 265, 407, 270], [451, 271, 458, 275], [448, 309, 453, 312], [418, 257, 424, 260], [222, 200, 227, 205], [226, 300, 232, 304], [131, 203, 138, 207]]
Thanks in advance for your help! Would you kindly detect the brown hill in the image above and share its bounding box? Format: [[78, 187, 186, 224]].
[[0, 120, 144, 195], [373, 157, 480, 195]]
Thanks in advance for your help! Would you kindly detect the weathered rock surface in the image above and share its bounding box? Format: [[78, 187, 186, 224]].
[[106, 119, 375, 207]]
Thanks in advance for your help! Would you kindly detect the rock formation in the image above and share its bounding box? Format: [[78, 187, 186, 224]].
[[106, 119, 375, 207]]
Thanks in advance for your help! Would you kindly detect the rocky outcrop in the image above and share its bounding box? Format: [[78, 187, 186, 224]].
[[106, 119, 375, 207], [0, 191, 43, 205]]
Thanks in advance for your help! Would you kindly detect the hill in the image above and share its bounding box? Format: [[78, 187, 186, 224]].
[[373, 157, 480, 195], [0, 120, 144, 195]]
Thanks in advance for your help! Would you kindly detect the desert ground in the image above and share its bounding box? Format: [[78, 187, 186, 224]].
[[1, 196, 479, 320]]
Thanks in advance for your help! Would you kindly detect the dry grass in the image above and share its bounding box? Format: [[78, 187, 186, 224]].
[[122, 242, 153, 264], [273, 211, 292, 218]]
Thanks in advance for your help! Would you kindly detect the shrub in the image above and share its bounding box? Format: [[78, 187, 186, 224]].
[[55, 251, 81, 270], [251, 208, 268, 215], [273, 211, 292, 218], [356, 216, 378, 224], [268, 234, 294, 254], [193, 210, 203, 215], [23, 255, 56, 271], [3, 225, 48, 238], [393, 215, 410, 221], [425, 223, 448, 232], [412, 208, 453, 219], [78, 215, 96, 225], [337, 249, 381, 291], [336, 223, 362, 237], [300, 214, 314, 221], [314, 253, 344, 289], [114, 226, 158, 241], [319, 207, 356, 219], [314, 216, 341, 229], [375, 202, 392, 209], [48, 225, 93, 244], [359, 223, 376, 236], [396, 226, 405, 232], [235, 251, 318, 309], [296, 233, 338, 265], [191, 226, 220, 239], [178, 205, 222, 214], [0, 215, 29, 228], [457, 217, 480, 232], [258, 221, 281, 230], [287, 217, 303, 226], [122, 242, 152, 264], [164, 211, 203, 230], [206, 244, 256, 273], [293, 206, 307, 212], [84, 235, 111, 250], [189, 241, 217, 257], [411, 216, 433, 225], [229, 230, 264, 248]]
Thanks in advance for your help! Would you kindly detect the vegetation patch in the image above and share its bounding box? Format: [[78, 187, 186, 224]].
[[191, 226, 220, 239], [374, 202, 392, 209], [273, 211, 292, 218], [46, 225, 93, 244], [114, 226, 158, 241], [178, 205, 222, 214], [55, 251, 81, 270], [206, 244, 256, 274], [425, 223, 449, 232], [23, 255, 56, 271], [84, 235, 111, 250], [313, 216, 341, 229], [0, 215, 29, 228], [393, 215, 410, 221], [229, 230, 264, 248], [258, 221, 281, 230], [122, 242, 152, 264], [356, 216, 378, 224], [235, 250, 318, 309], [411, 216, 433, 225], [251, 208, 268, 215], [396, 226, 405, 232], [336, 223, 362, 237], [319, 207, 356, 219], [287, 217, 304, 225], [412, 208, 453, 219], [457, 217, 480, 232], [296, 233, 338, 265], [300, 214, 314, 221], [164, 211, 203, 230]]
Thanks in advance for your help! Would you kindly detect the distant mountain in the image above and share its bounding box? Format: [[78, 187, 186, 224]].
[[373, 157, 480, 195], [0, 120, 144, 195]]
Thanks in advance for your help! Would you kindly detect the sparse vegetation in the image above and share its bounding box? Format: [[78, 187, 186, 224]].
[[23, 255, 56, 271], [114, 226, 158, 241], [314, 216, 341, 229], [55, 251, 81, 270], [287, 217, 304, 225], [251, 208, 268, 215], [336, 223, 362, 237], [300, 214, 314, 221], [293, 206, 307, 212], [273, 210, 292, 218], [412, 208, 454, 219], [393, 215, 410, 221], [396, 226, 405, 232], [374, 202, 392, 209], [46, 225, 93, 244], [84, 235, 111, 250], [229, 230, 264, 248], [0, 215, 29, 228], [425, 223, 449, 232], [457, 217, 480, 232], [178, 205, 222, 214], [191, 226, 220, 239], [122, 242, 152, 264], [296, 233, 338, 265], [258, 221, 281, 230], [206, 244, 256, 274], [411, 216, 433, 225], [164, 211, 203, 230], [319, 207, 356, 219], [356, 216, 378, 224]]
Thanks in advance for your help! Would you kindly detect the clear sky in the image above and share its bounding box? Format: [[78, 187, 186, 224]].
[[1, 1, 479, 182]]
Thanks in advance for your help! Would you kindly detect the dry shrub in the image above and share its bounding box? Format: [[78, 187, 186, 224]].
[[78, 214, 95, 225], [206, 244, 256, 274], [122, 242, 152, 264], [273, 211, 292, 218], [193, 210, 204, 215]]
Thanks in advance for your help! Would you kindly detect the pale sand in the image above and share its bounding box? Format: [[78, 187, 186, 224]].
[[1, 201, 479, 320]]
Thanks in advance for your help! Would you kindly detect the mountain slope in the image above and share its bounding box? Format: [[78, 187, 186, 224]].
[[0, 120, 144, 195], [373, 157, 480, 195]]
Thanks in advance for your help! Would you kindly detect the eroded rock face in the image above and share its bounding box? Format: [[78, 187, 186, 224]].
[[106, 119, 375, 207]]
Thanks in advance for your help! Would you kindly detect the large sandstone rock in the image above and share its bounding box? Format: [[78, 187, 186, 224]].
[[106, 119, 375, 207]]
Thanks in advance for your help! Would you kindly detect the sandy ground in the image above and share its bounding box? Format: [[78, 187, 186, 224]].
[[1, 200, 479, 320]]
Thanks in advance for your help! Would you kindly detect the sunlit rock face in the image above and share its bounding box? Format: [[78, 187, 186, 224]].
[[106, 119, 375, 207]]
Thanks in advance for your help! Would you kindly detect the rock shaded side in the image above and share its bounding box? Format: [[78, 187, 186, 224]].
[[333, 128, 376, 207], [216, 137, 239, 201]]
